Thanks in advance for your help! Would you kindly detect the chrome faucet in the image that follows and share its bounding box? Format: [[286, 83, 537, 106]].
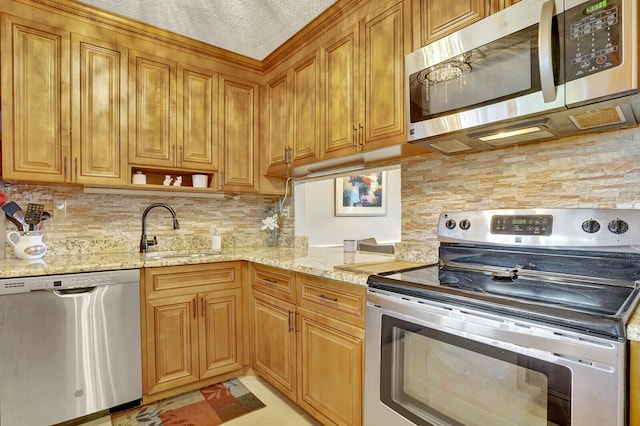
[[140, 203, 180, 253]]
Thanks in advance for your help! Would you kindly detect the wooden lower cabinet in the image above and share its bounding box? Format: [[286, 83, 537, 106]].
[[297, 306, 364, 426], [141, 262, 247, 402], [250, 264, 365, 426], [252, 290, 297, 401], [631, 341, 640, 424]]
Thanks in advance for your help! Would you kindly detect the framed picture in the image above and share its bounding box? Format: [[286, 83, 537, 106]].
[[335, 171, 387, 216]]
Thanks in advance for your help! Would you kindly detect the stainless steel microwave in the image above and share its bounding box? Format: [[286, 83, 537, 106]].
[[406, 0, 640, 154]]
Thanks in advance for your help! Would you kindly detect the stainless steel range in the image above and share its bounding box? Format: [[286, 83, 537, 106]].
[[365, 208, 640, 426]]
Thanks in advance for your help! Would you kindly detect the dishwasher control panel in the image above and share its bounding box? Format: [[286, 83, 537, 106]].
[[0, 269, 139, 295]]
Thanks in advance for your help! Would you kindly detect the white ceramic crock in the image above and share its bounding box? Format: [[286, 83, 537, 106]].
[[6, 231, 47, 260]]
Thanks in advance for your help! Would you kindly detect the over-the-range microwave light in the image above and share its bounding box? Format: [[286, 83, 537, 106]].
[[477, 126, 546, 142]]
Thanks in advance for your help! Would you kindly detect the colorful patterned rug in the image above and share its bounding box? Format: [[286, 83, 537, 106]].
[[111, 379, 265, 425]]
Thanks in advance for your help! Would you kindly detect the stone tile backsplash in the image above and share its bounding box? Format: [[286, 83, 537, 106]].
[[1, 185, 294, 256], [3, 126, 640, 261], [398, 127, 640, 261]]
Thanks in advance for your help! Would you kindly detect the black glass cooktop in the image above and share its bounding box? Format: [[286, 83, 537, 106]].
[[376, 265, 635, 316], [367, 247, 640, 339]]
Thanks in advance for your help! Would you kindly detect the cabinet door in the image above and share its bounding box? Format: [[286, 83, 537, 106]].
[[145, 294, 199, 395], [1, 15, 71, 182], [322, 28, 359, 160], [265, 72, 290, 173], [251, 291, 297, 401], [199, 288, 243, 379], [291, 52, 321, 166], [632, 341, 640, 425], [297, 306, 364, 426], [421, 0, 485, 44], [360, 0, 408, 151], [219, 75, 259, 192], [178, 65, 218, 171], [129, 49, 177, 167], [489, 0, 521, 14], [71, 35, 128, 184]]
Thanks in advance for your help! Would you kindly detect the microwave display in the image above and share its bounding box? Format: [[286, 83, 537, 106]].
[[565, 0, 622, 82]]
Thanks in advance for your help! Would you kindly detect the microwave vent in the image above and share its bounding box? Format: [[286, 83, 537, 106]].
[[429, 139, 473, 153], [568, 106, 626, 130]]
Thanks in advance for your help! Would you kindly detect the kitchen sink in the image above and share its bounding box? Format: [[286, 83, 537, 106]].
[[145, 251, 222, 260]]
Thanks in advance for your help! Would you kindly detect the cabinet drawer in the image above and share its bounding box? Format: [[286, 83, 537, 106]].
[[144, 262, 242, 299], [250, 264, 296, 302], [297, 274, 365, 327]]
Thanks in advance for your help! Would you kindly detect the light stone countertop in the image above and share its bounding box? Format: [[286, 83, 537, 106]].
[[5, 246, 639, 342], [627, 308, 640, 342], [0, 246, 402, 286]]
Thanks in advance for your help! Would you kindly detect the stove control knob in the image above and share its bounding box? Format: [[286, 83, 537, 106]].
[[581, 219, 600, 234], [445, 219, 456, 229], [608, 219, 629, 234], [459, 219, 471, 230]]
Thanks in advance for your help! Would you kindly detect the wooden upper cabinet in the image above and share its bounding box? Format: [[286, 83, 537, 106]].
[[413, 0, 520, 48], [359, 0, 408, 151], [1, 15, 71, 183], [178, 65, 218, 171], [419, 0, 486, 45], [219, 75, 259, 192], [129, 49, 177, 168], [322, 29, 359, 159], [321, 0, 408, 161], [71, 34, 128, 184], [489, 0, 521, 14], [129, 49, 218, 173], [1, 15, 129, 185], [266, 72, 291, 174], [265, 51, 322, 176], [290, 52, 322, 167]]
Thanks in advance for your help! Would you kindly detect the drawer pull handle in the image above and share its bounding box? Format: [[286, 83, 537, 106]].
[[263, 278, 278, 284], [288, 310, 293, 332], [318, 294, 338, 302]]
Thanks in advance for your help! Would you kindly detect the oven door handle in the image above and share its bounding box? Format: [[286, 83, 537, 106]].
[[368, 291, 620, 366]]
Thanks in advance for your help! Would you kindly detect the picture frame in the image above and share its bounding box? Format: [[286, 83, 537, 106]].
[[335, 171, 387, 216]]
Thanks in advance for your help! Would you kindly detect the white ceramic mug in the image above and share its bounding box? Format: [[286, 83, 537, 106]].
[[6, 231, 47, 260], [192, 174, 208, 188]]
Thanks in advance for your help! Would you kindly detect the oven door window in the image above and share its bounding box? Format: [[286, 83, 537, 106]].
[[380, 315, 571, 426]]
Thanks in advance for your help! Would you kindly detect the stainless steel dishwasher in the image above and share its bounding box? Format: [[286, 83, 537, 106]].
[[0, 269, 142, 426]]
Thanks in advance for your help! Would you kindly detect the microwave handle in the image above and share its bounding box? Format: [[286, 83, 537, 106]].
[[538, 0, 557, 103]]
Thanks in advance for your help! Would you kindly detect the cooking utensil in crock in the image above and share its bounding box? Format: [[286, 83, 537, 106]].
[[25, 203, 45, 231], [38, 211, 51, 230], [2, 201, 27, 231]]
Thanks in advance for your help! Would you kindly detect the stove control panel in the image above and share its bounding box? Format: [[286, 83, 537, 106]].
[[491, 215, 553, 236], [438, 208, 640, 250]]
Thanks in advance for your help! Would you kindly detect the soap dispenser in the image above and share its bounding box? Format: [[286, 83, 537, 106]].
[[211, 228, 221, 251]]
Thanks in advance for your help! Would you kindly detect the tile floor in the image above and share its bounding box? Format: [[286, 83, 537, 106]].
[[80, 376, 320, 426]]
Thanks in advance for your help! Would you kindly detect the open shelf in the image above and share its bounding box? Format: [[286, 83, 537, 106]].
[[131, 167, 216, 190]]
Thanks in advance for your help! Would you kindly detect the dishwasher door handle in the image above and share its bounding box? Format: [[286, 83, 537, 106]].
[[53, 286, 98, 296]]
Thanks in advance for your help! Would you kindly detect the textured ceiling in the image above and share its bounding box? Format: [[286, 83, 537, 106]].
[[78, 0, 337, 60]]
